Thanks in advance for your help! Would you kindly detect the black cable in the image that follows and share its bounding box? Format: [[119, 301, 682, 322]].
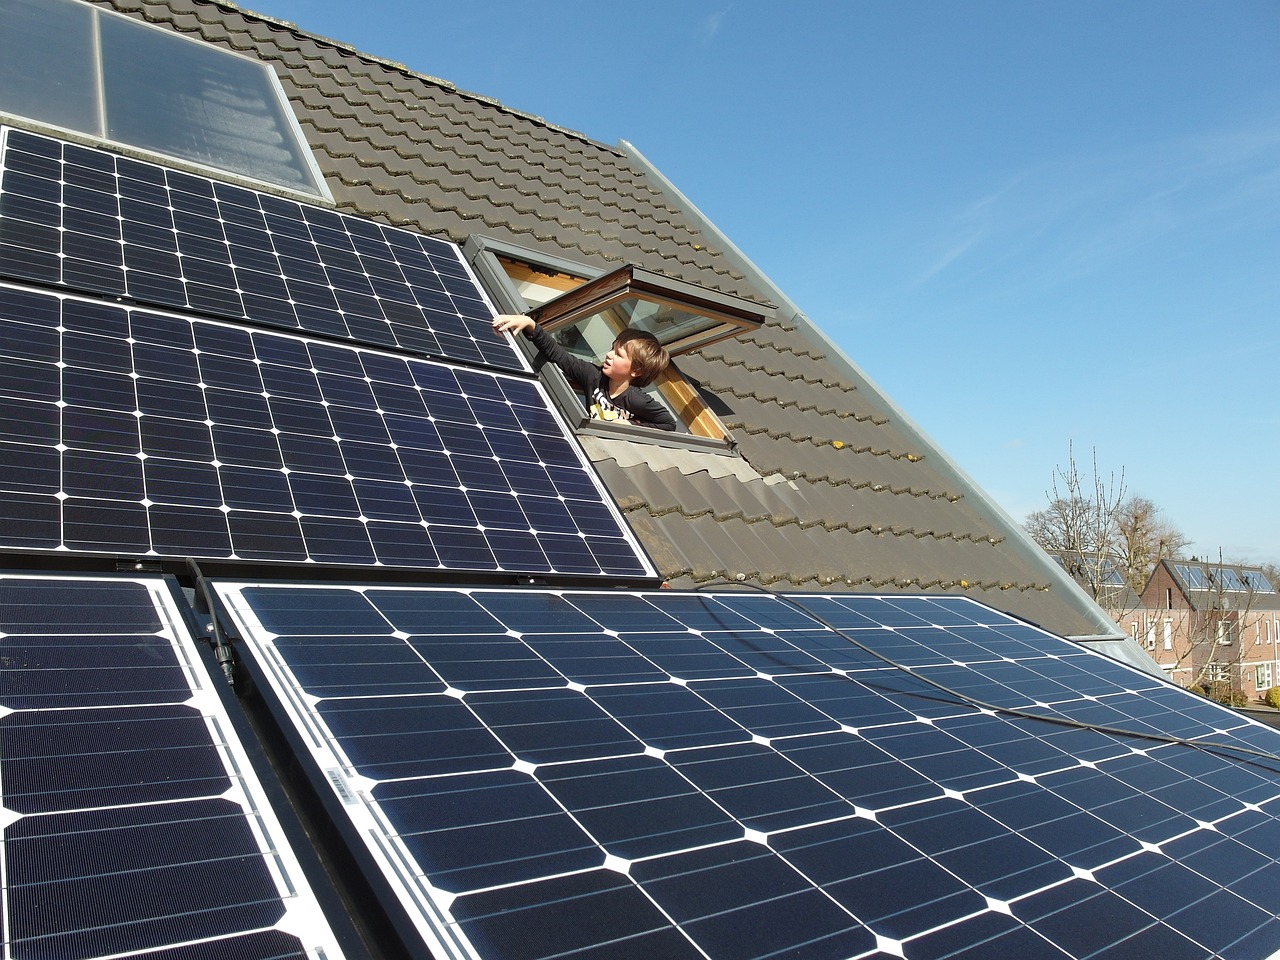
[[691, 580, 1280, 773], [186, 558, 235, 686]]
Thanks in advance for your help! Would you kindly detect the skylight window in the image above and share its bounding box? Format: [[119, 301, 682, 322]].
[[1174, 562, 1273, 594], [469, 239, 767, 445], [1173, 563, 1207, 589], [531, 264, 766, 357], [1241, 570, 1276, 593], [1212, 567, 1245, 591], [0, 0, 326, 197]]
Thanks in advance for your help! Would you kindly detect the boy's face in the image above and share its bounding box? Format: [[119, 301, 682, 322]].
[[602, 340, 635, 383]]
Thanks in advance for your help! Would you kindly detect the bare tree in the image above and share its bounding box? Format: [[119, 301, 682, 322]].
[[1024, 445, 1189, 603], [1261, 562, 1280, 591], [1114, 495, 1190, 592], [1023, 443, 1127, 601]]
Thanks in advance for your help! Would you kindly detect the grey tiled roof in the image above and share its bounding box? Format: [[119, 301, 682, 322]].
[[98, 0, 762, 303], [89, 0, 1115, 638]]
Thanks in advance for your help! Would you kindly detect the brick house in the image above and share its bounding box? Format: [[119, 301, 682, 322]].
[[1126, 559, 1280, 699]]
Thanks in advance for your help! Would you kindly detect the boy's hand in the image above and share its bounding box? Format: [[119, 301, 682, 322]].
[[492, 314, 534, 337]]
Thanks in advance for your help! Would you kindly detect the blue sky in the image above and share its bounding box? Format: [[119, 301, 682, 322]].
[[254, 1, 1280, 565]]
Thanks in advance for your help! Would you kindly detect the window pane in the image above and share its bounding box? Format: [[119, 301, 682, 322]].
[[99, 11, 320, 194], [1214, 567, 1244, 591], [0, 0, 98, 134]]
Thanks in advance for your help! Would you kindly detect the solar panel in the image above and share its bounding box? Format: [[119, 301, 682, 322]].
[[0, 127, 520, 370], [0, 283, 651, 576], [1214, 568, 1246, 591], [1242, 570, 1275, 594], [0, 572, 345, 959], [213, 582, 1280, 960], [1174, 564, 1207, 590]]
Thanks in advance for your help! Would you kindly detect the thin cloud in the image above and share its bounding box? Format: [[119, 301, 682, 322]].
[[912, 181, 1020, 285], [914, 114, 1280, 296], [701, 6, 732, 41], [916, 232, 985, 284]]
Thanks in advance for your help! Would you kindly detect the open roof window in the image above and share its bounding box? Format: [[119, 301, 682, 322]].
[[469, 241, 766, 445], [0, 0, 327, 198], [529, 264, 766, 357]]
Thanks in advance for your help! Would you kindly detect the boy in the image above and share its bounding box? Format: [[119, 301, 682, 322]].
[[492, 314, 676, 431]]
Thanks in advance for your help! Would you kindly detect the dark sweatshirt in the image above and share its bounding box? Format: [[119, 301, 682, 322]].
[[526, 324, 677, 431]]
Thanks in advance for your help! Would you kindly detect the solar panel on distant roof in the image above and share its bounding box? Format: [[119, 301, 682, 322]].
[[214, 582, 1280, 960], [1174, 564, 1208, 590], [0, 127, 520, 370], [1242, 570, 1275, 593], [0, 573, 344, 959], [0, 283, 651, 576]]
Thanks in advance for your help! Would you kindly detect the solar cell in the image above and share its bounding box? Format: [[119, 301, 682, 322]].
[[0, 573, 344, 959], [0, 127, 520, 369], [0, 283, 651, 577], [1174, 563, 1208, 590], [214, 582, 1280, 960]]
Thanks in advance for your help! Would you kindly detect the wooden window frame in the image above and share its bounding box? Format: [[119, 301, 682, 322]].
[[465, 237, 750, 450]]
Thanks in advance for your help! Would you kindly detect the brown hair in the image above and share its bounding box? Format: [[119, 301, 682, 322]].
[[613, 328, 670, 387]]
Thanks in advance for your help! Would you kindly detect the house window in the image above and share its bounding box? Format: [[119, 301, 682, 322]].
[[531, 264, 765, 356], [1163, 619, 1172, 650], [466, 238, 768, 446], [1129, 621, 1139, 642], [1207, 662, 1230, 683], [0, 0, 326, 197], [1257, 663, 1273, 690], [1145, 622, 1156, 650], [1166, 587, 1174, 608]]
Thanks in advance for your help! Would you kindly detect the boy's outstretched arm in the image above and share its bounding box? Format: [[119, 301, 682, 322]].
[[492, 314, 535, 336]]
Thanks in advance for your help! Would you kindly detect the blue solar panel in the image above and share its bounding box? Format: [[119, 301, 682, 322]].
[[1242, 570, 1275, 593], [0, 127, 520, 370], [214, 583, 1280, 960], [0, 573, 344, 959], [1174, 564, 1208, 590], [0, 283, 651, 576]]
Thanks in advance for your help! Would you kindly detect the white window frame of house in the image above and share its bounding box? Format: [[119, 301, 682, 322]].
[[0, 0, 329, 199], [1145, 621, 1156, 651], [465, 235, 750, 453], [1256, 663, 1273, 691], [1207, 661, 1230, 683], [1163, 619, 1172, 651]]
